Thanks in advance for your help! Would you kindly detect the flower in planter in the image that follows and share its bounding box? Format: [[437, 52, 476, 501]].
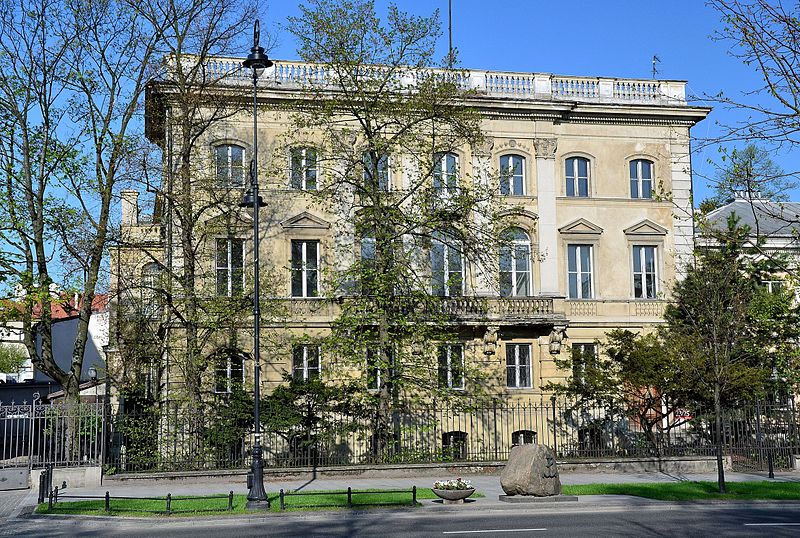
[[433, 477, 473, 490]]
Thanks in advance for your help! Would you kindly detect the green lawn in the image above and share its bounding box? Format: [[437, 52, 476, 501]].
[[561, 481, 800, 501], [35, 487, 480, 517]]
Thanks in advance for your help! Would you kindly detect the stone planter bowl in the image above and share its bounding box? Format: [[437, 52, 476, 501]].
[[431, 488, 476, 504]]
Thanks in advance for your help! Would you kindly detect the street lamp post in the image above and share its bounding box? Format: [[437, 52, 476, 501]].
[[240, 19, 272, 508]]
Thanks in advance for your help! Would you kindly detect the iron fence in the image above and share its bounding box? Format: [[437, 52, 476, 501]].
[[103, 397, 800, 474]]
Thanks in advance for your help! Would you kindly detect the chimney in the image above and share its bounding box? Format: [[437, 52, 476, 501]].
[[121, 190, 139, 226]]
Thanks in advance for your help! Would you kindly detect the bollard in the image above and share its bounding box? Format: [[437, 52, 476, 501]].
[[166, 493, 172, 515], [347, 487, 352, 508], [105, 491, 110, 512], [228, 490, 234, 511], [54, 486, 59, 504], [38, 472, 46, 505], [412, 486, 417, 506], [279, 489, 285, 511], [48, 489, 53, 510]]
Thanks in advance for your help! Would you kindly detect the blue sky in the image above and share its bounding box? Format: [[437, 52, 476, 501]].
[[261, 0, 798, 204]]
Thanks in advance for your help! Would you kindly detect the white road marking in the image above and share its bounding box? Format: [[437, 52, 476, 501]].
[[745, 523, 800, 526], [443, 529, 547, 534]]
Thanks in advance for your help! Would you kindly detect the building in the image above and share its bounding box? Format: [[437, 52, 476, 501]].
[[109, 59, 709, 408]]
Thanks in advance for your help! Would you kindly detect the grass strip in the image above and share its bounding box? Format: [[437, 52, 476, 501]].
[[561, 481, 800, 501], [35, 487, 483, 516]]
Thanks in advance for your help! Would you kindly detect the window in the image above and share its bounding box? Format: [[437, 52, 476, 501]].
[[567, 244, 593, 299], [442, 431, 468, 460], [363, 152, 390, 191], [500, 154, 525, 196], [291, 240, 319, 297], [565, 157, 589, 197], [431, 233, 464, 297], [500, 228, 531, 297], [438, 344, 464, 389], [512, 430, 537, 445], [359, 235, 376, 294], [433, 152, 458, 193], [216, 238, 244, 297], [571, 343, 597, 385], [630, 159, 653, 199], [214, 352, 244, 394], [290, 147, 318, 190], [141, 263, 161, 316], [506, 343, 531, 388], [632, 245, 658, 299], [292, 344, 321, 381], [367, 347, 393, 390], [762, 280, 784, 294], [215, 144, 245, 187]]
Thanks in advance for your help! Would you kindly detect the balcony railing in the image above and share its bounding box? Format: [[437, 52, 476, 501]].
[[193, 57, 687, 106]]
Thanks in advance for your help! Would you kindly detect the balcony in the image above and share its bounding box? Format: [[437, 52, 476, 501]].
[[197, 58, 688, 107], [280, 296, 564, 327]]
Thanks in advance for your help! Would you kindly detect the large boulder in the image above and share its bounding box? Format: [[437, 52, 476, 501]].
[[500, 444, 561, 496]]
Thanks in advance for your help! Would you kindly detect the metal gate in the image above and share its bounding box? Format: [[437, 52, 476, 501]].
[[0, 397, 104, 490], [727, 402, 799, 472]]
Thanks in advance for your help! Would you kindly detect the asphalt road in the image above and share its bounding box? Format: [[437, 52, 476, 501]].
[[6, 502, 800, 538]]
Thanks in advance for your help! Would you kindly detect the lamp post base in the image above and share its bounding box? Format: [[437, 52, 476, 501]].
[[246, 500, 270, 510]]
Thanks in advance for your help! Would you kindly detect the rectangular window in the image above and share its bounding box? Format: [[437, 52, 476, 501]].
[[630, 160, 653, 199], [571, 343, 597, 385], [438, 344, 465, 389], [506, 344, 531, 388], [632, 245, 658, 299], [567, 244, 593, 299], [291, 240, 319, 297], [214, 354, 244, 394], [363, 152, 390, 191], [290, 147, 318, 190], [292, 345, 321, 381], [762, 280, 783, 294], [367, 347, 393, 390], [431, 238, 464, 297], [215, 238, 244, 297]]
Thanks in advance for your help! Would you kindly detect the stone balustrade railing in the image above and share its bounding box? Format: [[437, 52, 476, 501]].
[[191, 57, 687, 105]]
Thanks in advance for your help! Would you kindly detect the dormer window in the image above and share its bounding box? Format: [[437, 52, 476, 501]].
[[215, 144, 245, 187]]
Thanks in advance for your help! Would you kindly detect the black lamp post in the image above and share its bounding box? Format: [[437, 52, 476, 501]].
[[240, 19, 272, 508]]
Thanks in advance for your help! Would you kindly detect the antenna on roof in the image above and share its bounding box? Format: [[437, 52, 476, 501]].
[[652, 55, 661, 79]]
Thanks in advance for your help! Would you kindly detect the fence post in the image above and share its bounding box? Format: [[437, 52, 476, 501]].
[[166, 493, 171, 515], [228, 490, 234, 511], [412, 485, 416, 506], [756, 398, 765, 471], [347, 486, 352, 508], [551, 395, 558, 457], [279, 489, 285, 511], [492, 399, 498, 460], [105, 491, 110, 512]]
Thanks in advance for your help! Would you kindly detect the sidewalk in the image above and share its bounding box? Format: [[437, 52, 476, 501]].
[[3, 469, 798, 520]]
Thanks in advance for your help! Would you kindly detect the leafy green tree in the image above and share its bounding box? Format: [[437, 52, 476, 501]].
[[710, 144, 790, 205], [283, 0, 507, 456], [0, 344, 26, 375]]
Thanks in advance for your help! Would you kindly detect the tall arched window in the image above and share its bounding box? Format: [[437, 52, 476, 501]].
[[500, 228, 532, 297], [630, 159, 653, 199], [500, 154, 525, 196], [565, 156, 590, 197], [215, 144, 245, 187], [433, 152, 458, 193]]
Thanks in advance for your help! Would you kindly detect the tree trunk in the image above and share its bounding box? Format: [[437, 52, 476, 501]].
[[714, 383, 726, 493]]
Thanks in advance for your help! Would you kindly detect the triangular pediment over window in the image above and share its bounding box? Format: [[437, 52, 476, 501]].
[[558, 218, 603, 235], [624, 219, 668, 236], [280, 211, 331, 230]]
